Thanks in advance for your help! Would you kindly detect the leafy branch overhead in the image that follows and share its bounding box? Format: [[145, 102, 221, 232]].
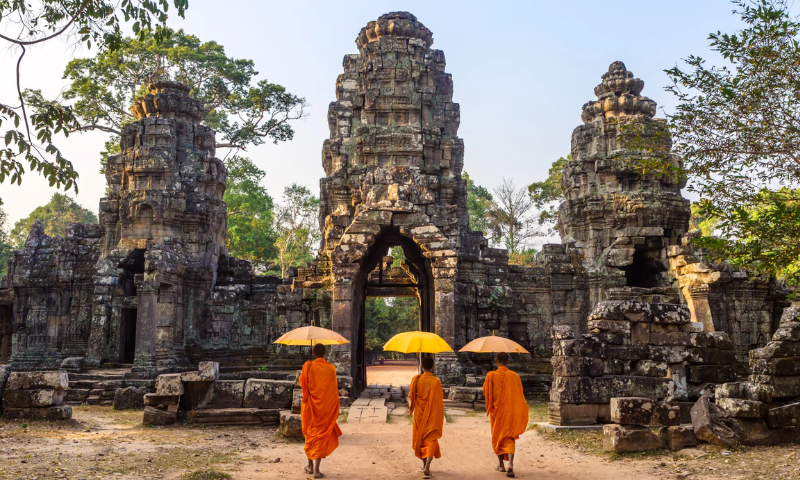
[[25, 28, 307, 173], [0, 0, 189, 191]]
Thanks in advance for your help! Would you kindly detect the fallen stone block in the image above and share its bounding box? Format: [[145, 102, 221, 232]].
[[203, 381, 245, 409], [738, 418, 779, 446], [716, 398, 768, 419], [143, 394, 179, 407], [610, 397, 657, 425], [199, 362, 219, 381], [691, 396, 742, 448], [750, 341, 800, 359], [155, 374, 184, 396], [280, 410, 303, 438], [60, 357, 87, 372], [773, 324, 800, 342], [602, 424, 662, 452], [776, 426, 800, 444], [292, 388, 302, 413], [3, 405, 71, 420], [6, 371, 68, 391], [766, 402, 800, 428], [749, 375, 800, 398], [64, 389, 90, 404], [113, 386, 145, 410], [243, 379, 294, 409], [143, 406, 177, 426], [654, 403, 682, 426], [750, 357, 800, 376], [188, 408, 280, 426], [659, 425, 699, 451], [337, 376, 353, 392], [551, 325, 575, 340], [449, 386, 479, 402], [547, 403, 598, 426], [715, 382, 772, 403], [3, 389, 65, 408]]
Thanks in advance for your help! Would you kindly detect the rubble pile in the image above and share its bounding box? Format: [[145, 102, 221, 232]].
[[1, 370, 72, 420]]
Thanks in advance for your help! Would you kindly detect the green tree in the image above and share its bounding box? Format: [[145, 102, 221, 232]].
[[26, 28, 306, 173], [464, 172, 495, 236], [364, 296, 419, 359], [1, 0, 188, 191], [488, 177, 540, 255], [0, 199, 13, 277], [648, 0, 800, 284], [274, 184, 320, 277], [528, 155, 569, 234], [10, 193, 97, 247], [690, 201, 721, 237], [224, 157, 277, 272]]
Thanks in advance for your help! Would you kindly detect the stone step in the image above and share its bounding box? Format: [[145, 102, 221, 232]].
[[187, 408, 280, 426]]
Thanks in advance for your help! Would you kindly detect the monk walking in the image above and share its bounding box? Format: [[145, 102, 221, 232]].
[[408, 355, 444, 479], [483, 352, 529, 478], [299, 343, 343, 478]]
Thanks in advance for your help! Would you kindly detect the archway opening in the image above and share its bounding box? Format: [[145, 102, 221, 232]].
[[351, 228, 433, 394]]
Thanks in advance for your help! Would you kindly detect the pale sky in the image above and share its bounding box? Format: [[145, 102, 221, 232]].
[[0, 0, 746, 228]]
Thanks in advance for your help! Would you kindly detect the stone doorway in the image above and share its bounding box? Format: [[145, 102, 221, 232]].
[[351, 230, 434, 393], [0, 305, 11, 363], [119, 308, 137, 364]]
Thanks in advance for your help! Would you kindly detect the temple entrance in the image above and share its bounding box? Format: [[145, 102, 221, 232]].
[[119, 308, 137, 364], [0, 305, 12, 363], [351, 230, 434, 394]]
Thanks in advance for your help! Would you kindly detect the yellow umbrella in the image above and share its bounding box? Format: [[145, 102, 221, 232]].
[[383, 331, 453, 354], [274, 326, 350, 346], [458, 333, 530, 354]]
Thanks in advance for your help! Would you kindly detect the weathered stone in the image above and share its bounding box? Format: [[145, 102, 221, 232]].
[[766, 402, 800, 428], [292, 388, 302, 414], [113, 386, 146, 410], [243, 379, 293, 409], [551, 325, 575, 340], [552, 356, 604, 377], [3, 389, 65, 408], [143, 394, 179, 407], [749, 374, 800, 398], [155, 374, 184, 396], [632, 360, 668, 378], [3, 405, 71, 420], [448, 386, 478, 402], [547, 402, 598, 426], [687, 365, 737, 384], [610, 397, 658, 425], [686, 348, 737, 365], [202, 381, 245, 409], [658, 425, 699, 451], [715, 382, 772, 403], [142, 406, 177, 426], [592, 376, 673, 403], [6, 371, 68, 391], [279, 410, 303, 438], [737, 418, 778, 446], [60, 357, 87, 372], [716, 398, 768, 419], [691, 396, 742, 448], [750, 357, 800, 376], [602, 424, 662, 452]]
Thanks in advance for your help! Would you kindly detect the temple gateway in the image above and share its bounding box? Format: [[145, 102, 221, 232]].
[[0, 13, 787, 401]]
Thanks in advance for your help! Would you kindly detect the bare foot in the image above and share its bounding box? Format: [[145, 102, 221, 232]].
[[496, 465, 506, 472], [304, 466, 313, 474]]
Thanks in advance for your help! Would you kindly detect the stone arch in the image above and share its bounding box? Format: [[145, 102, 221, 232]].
[[328, 205, 458, 391]]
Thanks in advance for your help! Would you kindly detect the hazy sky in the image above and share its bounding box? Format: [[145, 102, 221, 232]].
[[0, 0, 746, 227]]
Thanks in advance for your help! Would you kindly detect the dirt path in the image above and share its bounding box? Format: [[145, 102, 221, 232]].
[[366, 363, 418, 387], [2, 406, 797, 480], [234, 415, 667, 480]]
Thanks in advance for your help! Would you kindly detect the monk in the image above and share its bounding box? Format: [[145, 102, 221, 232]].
[[483, 352, 529, 478], [408, 355, 444, 479], [299, 343, 343, 478]]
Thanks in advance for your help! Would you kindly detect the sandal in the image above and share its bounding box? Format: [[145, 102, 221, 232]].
[[423, 474, 432, 479], [304, 466, 313, 474], [496, 466, 506, 473], [506, 470, 515, 478]]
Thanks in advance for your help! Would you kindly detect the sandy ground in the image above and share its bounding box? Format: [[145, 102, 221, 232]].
[[365, 363, 418, 387], [1, 405, 797, 480]]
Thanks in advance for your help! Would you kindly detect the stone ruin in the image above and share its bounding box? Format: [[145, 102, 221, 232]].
[[0, 13, 796, 433]]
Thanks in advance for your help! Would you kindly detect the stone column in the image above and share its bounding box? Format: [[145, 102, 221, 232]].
[[684, 284, 715, 332], [131, 280, 159, 376]]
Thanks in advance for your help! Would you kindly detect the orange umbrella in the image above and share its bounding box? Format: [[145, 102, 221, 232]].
[[458, 333, 530, 354], [274, 326, 350, 346]]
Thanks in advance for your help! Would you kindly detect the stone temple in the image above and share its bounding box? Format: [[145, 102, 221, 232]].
[[0, 13, 789, 402]]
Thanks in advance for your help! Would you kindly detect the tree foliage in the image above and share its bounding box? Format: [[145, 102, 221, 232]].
[[364, 296, 419, 357], [488, 177, 541, 254], [0, 199, 13, 277], [25, 28, 307, 172], [464, 171, 495, 236], [223, 157, 277, 272], [528, 155, 569, 234], [0, 0, 188, 191], [9, 193, 96, 247], [274, 184, 320, 277], [652, 0, 800, 284]]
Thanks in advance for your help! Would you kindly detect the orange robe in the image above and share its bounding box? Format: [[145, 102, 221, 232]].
[[409, 372, 444, 459], [483, 366, 529, 459], [299, 358, 343, 460]]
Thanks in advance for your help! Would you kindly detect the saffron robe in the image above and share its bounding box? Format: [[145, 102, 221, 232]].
[[300, 357, 343, 460], [409, 371, 444, 459], [483, 366, 529, 459]]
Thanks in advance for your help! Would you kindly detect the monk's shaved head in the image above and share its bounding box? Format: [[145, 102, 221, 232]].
[[496, 352, 510, 366], [421, 355, 434, 372], [313, 343, 327, 358]]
